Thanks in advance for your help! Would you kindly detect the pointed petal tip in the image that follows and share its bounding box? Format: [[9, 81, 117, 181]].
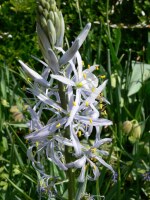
[[87, 22, 91, 29]]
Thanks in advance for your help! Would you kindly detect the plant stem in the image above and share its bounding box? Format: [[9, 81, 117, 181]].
[[58, 81, 75, 200]]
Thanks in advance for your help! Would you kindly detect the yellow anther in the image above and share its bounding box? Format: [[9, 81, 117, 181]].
[[85, 101, 89, 107], [96, 65, 99, 70], [77, 131, 82, 137], [36, 141, 39, 147], [91, 87, 96, 92], [101, 110, 107, 116], [82, 60, 84, 65], [56, 123, 61, 128], [100, 75, 106, 79], [99, 103, 103, 110], [73, 101, 77, 106], [83, 73, 87, 79], [76, 82, 83, 88], [89, 118, 93, 124], [27, 78, 31, 82], [91, 157, 97, 163], [87, 64, 90, 69], [91, 147, 96, 153]]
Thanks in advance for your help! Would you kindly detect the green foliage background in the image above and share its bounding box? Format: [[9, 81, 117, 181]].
[[0, 0, 150, 199]]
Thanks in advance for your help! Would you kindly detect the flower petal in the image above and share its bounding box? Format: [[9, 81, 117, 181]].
[[76, 23, 91, 48], [59, 39, 80, 66], [47, 48, 59, 74], [47, 141, 68, 170], [75, 115, 112, 126], [25, 117, 67, 140], [70, 124, 82, 156], [28, 88, 67, 114], [66, 156, 86, 169], [51, 74, 75, 86], [95, 156, 115, 175], [19, 60, 50, 87]]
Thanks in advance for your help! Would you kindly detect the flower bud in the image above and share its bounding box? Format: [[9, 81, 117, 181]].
[[131, 120, 141, 139], [122, 120, 132, 135]]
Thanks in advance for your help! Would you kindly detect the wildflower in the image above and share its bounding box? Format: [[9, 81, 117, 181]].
[[20, 3, 115, 195], [66, 136, 115, 182]]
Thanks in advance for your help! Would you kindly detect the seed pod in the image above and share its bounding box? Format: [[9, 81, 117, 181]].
[[122, 120, 132, 135], [131, 121, 141, 139], [111, 73, 116, 88]]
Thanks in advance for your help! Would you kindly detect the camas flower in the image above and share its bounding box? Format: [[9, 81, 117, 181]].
[[20, 21, 115, 195]]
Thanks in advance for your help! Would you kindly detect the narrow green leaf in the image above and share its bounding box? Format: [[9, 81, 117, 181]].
[[7, 178, 33, 200], [128, 61, 150, 96]]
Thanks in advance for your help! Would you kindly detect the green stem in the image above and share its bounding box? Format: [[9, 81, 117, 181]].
[[58, 82, 75, 200]]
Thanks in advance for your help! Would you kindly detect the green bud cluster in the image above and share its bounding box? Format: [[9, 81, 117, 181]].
[[122, 120, 142, 143], [37, 0, 65, 49]]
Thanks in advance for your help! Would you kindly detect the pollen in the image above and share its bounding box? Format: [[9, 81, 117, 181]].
[[100, 75, 106, 79], [101, 110, 107, 116], [36, 141, 39, 147], [73, 101, 77, 106], [99, 103, 103, 110], [89, 118, 93, 124], [85, 101, 89, 107], [91, 157, 97, 163], [76, 82, 83, 88], [91, 87, 96, 92], [96, 65, 99, 70], [77, 131, 82, 137], [56, 123, 61, 128], [91, 147, 96, 153], [83, 73, 87, 79]]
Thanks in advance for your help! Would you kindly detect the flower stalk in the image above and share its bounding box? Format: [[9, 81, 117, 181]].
[[58, 81, 76, 199]]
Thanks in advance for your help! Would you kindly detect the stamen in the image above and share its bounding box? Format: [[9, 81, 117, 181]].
[[100, 75, 106, 79], [87, 64, 90, 69], [56, 123, 61, 128], [77, 131, 82, 137], [91, 147, 96, 153], [99, 103, 103, 110], [73, 101, 77, 106], [36, 141, 39, 147], [89, 118, 93, 124], [96, 65, 99, 70], [76, 82, 83, 88], [91, 87, 96, 92], [85, 101, 89, 107], [83, 73, 87, 79]]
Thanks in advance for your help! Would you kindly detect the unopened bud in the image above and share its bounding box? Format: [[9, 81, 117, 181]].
[[131, 120, 141, 139], [122, 120, 132, 135]]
